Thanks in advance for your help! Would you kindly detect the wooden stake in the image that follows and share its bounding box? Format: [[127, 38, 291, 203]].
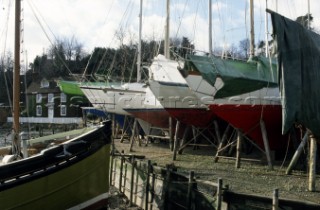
[[217, 178, 222, 210], [145, 160, 151, 210], [119, 156, 124, 192], [286, 132, 308, 175], [260, 120, 273, 170], [109, 153, 114, 186], [272, 188, 279, 210], [129, 159, 136, 206], [308, 134, 317, 192], [186, 171, 194, 210]]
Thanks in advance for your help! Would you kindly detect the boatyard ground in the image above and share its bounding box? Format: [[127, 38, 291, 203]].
[[112, 138, 320, 206]]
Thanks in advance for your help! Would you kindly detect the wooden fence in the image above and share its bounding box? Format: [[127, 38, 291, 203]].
[[110, 154, 223, 210], [109, 154, 320, 210]]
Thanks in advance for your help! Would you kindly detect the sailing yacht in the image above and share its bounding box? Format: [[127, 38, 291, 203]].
[[0, 1, 112, 209]]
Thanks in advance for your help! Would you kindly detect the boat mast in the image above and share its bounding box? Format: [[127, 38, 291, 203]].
[[265, 0, 269, 57], [137, 0, 142, 82], [307, 0, 310, 29], [13, 0, 21, 155], [249, 0, 255, 58], [164, 0, 170, 59], [208, 0, 212, 56]]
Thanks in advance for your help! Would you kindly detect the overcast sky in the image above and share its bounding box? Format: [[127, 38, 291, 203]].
[[0, 0, 319, 68]]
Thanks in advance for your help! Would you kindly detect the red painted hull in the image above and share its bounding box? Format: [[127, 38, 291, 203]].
[[165, 108, 216, 128], [208, 104, 286, 150], [124, 108, 171, 128]]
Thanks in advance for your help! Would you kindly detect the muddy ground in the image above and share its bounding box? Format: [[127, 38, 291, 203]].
[[111, 137, 320, 206]]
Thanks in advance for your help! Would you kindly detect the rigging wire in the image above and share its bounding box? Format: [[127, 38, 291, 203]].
[[0, 0, 13, 117], [27, 0, 72, 75]]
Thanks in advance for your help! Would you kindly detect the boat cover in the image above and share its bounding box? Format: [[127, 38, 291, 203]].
[[186, 54, 278, 98], [271, 11, 320, 137]]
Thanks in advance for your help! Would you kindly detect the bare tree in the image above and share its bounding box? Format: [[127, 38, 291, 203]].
[[239, 38, 250, 59]]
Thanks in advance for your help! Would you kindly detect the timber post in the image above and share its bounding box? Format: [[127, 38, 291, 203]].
[[145, 160, 151, 210], [163, 165, 172, 210], [109, 152, 114, 186], [129, 158, 135, 206], [272, 188, 279, 210], [119, 156, 124, 193], [217, 178, 222, 210], [186, 171, 195, 210], [308, 134, 317, 192]]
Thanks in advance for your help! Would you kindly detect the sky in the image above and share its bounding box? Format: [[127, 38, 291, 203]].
[[0, 0, 319, 71]]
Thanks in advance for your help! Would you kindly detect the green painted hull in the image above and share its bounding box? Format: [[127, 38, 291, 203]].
[[57, 80, 85, 96], [0, 121, 111, 210]]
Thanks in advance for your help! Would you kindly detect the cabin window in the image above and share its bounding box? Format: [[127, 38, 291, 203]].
[[36, 105, 42, 116], [60, 105, 67, 116], [36, 94, 42, 103], [60, 93, 67, 103], [48, 93, 54, 103]]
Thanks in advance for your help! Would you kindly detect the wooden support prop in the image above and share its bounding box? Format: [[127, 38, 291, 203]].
[[186, 171, 195, 210], [178, 125, 190, 154], [235, 129, 242, 169], [192, 126, 198, 150], [308, 134, 317, 192], [272, 188, 279, 210], [214, 124, 231, 162], [217, 178, 222, 210], [173, 120, 181, 160], [286, 132, 309, 175], [112, 113, 116, 138], [129, 119, 138, 152], [169, 117, 174, 151], [120, 116, 129, 143], [260, 120, 273, 170], [214, 120, 221, 143]]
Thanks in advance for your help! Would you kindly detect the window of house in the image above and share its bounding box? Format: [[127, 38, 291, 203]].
[[36, 94, 42, 103], [36, 105, 42, 116], [60, 93, 67, 103], [60, 105, 67, 116], [48, 93, 54, 103]]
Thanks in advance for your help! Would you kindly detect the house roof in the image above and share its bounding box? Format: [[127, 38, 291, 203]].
[[26, 75, 61, 94]]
